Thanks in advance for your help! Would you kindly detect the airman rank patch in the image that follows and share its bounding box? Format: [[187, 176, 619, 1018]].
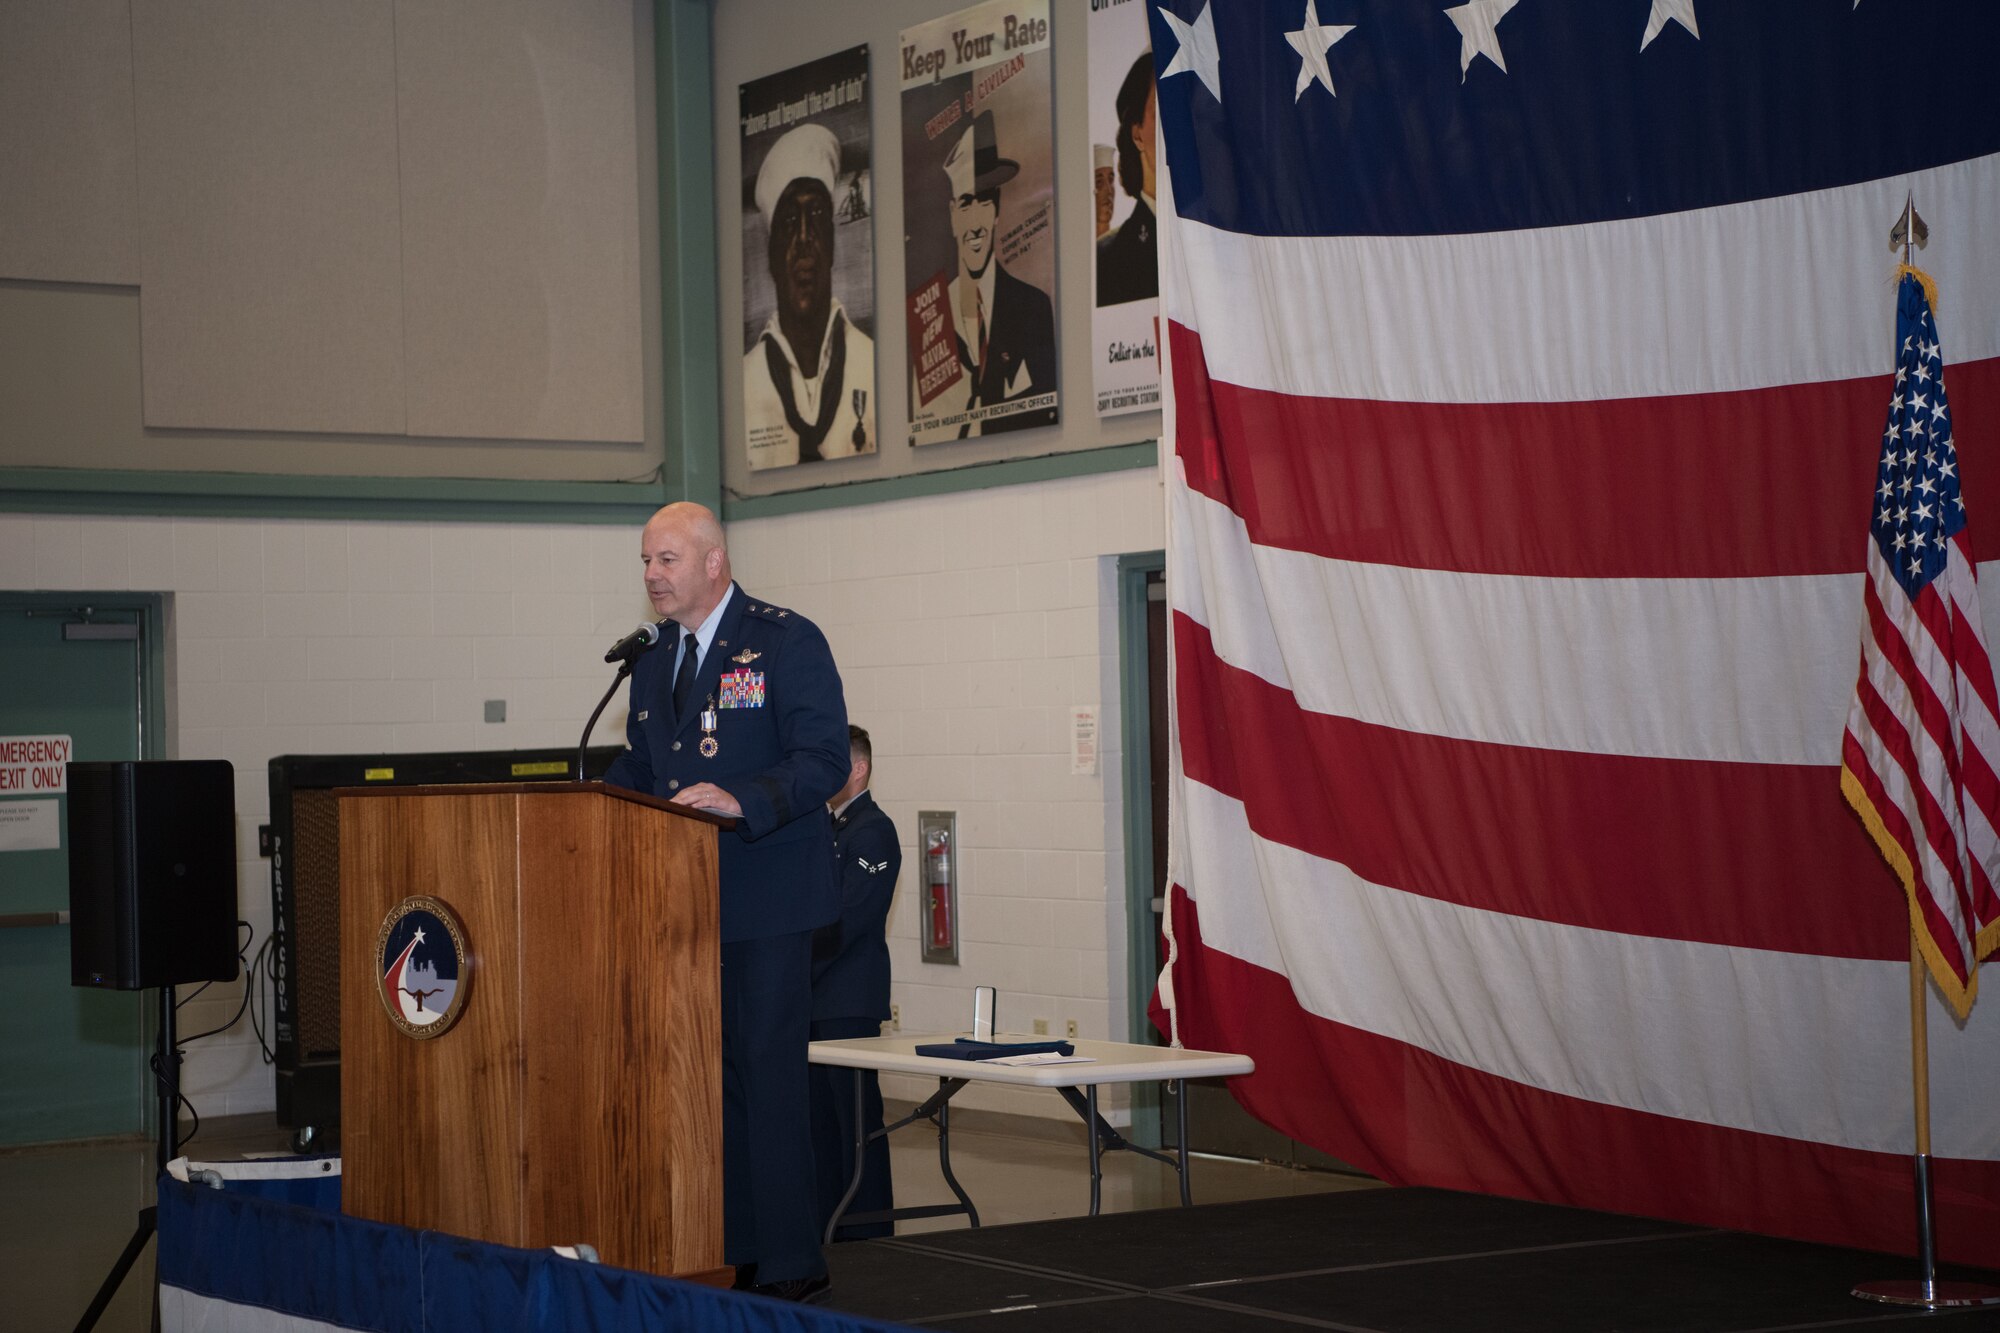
[[718, 669, 765, 708]]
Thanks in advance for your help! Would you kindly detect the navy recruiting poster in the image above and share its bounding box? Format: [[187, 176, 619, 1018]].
[[900, 0, 1060, 445], [1088, 0, 1160, 417], [740, 46, 877, 472]]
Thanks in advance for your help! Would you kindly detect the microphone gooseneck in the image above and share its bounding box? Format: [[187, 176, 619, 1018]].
[[581, 620, 668, 780]]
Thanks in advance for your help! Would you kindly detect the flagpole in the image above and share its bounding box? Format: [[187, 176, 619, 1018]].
[[1850, 198, 2000, 1310], [1850, 938, 2000, 1308], [1906, 937, 1933, 1291]]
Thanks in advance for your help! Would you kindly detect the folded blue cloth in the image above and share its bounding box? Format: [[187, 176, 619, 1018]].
[[913, 1038, 1076, 1061]]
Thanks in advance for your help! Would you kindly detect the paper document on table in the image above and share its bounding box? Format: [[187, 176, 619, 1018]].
[[982, 1051, 1096, 1066]]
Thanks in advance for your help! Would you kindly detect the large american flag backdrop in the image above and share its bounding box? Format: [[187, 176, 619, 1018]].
[[1149, 0, 2000, 1264]]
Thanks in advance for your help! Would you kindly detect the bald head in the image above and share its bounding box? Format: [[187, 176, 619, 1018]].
[[640, 502, 732, 626]]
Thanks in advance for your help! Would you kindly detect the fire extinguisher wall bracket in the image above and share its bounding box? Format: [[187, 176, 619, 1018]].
[[918, 810, 959, 965]]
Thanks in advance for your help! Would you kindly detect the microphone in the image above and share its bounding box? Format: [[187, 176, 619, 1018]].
[[580, 620, 666, 780], [603, 620, 665, 664]]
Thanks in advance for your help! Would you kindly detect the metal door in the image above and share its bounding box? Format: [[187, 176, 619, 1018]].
[[0, 596, 161, 1146], [1118, 563, 1359, 1171]]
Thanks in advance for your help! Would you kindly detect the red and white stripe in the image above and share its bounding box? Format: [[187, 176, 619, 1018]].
[[1158, 152, 2000, 1266], [1842, 526, 2000, 1011]]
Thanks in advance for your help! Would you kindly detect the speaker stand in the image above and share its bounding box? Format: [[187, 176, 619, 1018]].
[[74, 986, 178, 1333]]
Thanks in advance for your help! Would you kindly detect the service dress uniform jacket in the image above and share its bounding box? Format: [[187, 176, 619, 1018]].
[[812, 791, 899, 1023], [809, 790, 901, 1238], [603, 584, 849, 942]]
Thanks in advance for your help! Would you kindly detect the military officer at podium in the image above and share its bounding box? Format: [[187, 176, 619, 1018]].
[[603, 501, 848, 1304]]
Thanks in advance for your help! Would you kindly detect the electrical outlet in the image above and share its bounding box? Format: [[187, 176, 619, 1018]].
[[1032, 1017, 1049, 1035], [888, 1004, 899, 1032], [1066, 1018, 1079, 1039]]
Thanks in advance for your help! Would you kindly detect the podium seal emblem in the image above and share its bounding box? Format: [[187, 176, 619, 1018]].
[[375, 896, 470, 1039]]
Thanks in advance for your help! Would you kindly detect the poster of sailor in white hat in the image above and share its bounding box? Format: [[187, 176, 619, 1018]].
[[1089, 0, 1160, 418], [740, 46, 876, 472], [901, 0, 1059, 445]]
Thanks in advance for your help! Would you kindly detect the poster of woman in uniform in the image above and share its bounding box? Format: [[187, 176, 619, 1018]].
[[1089, 0, 1160, 418], [740, 46, 875, 472], [900, 0, 1059, 445]]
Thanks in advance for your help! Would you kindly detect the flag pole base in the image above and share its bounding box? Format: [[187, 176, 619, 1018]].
[[1852, 1280, 2000, 1309]]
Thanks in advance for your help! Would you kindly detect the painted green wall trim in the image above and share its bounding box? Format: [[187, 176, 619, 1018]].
[[656, 0, 722, 512], [723, 440, 1158, 521], [1116, 550, 1167, 1149], [0, 468, 664, 524]]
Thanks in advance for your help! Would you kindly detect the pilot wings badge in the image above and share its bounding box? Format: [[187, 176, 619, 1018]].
[[730, 648, 762, 664]]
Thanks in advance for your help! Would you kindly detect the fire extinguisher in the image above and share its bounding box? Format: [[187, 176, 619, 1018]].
[[926, 829, 953, 952]]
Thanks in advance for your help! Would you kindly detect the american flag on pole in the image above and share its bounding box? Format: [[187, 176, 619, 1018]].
[[1151, 0, 2000, 1264], [1842, 270, 2000, 1020]]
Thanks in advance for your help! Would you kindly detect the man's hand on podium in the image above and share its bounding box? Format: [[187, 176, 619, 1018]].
[[670, 783, 742, 818]]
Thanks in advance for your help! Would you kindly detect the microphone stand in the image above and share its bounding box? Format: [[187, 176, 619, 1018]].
[[577, 660, 634, 781]]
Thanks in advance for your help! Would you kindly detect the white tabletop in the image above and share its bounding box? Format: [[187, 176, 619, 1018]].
[[807, 1032, 1254, 1088]]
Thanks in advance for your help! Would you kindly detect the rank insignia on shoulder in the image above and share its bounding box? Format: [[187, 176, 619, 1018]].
[[859, 857, 890, 873], [731, 648, 761, 664]]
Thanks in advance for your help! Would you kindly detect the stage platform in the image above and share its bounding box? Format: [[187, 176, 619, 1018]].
[[819, 1187, 2000, 1331]]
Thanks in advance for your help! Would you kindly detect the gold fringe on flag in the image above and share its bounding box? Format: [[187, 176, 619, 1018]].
[[1841, 764, 1980, 1021], [1895, 262, 1940, 315]]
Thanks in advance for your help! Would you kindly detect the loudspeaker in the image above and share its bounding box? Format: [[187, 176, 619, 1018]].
[[69, 760, 240, 990]]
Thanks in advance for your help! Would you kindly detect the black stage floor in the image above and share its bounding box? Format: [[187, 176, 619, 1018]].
[[820, 1188, 2000, 1331]]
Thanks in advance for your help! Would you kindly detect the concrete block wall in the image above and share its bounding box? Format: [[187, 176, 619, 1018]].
[[0, 512, 652, 1118], [726, 464, 1166, 1120], [0, 460, 1164, 1127]]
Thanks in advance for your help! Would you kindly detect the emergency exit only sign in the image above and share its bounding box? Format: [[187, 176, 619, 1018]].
[[0, 735, 71, 794]]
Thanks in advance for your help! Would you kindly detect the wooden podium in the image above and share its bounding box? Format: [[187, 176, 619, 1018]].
[[336, 781, 730, 1281]]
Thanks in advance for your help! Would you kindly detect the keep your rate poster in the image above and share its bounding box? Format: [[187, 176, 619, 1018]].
[[901, 0, 1060, 445]]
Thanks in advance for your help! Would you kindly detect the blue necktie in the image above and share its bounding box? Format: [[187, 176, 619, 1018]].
[[672, 631, 698, 719]]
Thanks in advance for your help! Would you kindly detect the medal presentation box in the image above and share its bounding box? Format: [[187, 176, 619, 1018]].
[[336, 782, 731, 1281]]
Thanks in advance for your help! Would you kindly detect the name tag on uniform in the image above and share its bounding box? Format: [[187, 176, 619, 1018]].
[[717, 670, 765, 708]]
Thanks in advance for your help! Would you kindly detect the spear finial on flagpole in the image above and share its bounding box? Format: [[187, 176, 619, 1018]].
[[1890, 192, 1927, 264]]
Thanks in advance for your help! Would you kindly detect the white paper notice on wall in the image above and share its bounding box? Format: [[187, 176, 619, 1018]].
[[0, 735, 71, 797], [1070, 707, 1099, 777], [0, 800, 61, 852]]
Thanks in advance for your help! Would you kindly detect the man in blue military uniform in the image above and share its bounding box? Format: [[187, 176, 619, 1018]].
[[602, 501, 848, 1303], [809, 725, 900, 1240]]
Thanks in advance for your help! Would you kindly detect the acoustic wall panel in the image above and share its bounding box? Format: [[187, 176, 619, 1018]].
[[394, 0, 645, 443], [0, 0, 141, 286], [130, 0, 406, 435]]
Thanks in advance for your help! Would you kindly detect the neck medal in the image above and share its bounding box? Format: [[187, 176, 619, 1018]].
[[700, 697, 719, 758]]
